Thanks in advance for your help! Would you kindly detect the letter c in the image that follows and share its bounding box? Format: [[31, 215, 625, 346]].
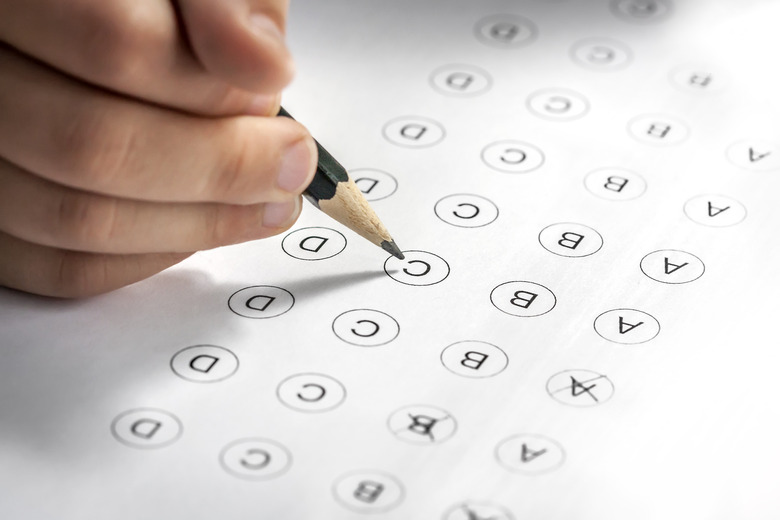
[[296, 383, 326, 402], [403, 260, 431, 277], [351, 319, 379, 337], [453, 203, 480, 219], [240, 449, 271, 470], [500, 148, 526, 164], [544, 95, 571, 113]]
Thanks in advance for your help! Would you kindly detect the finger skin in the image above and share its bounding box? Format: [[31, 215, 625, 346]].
[[0, 231, 191, 298], [177, 0, 294, 93], [0, 45, 317, 205], [0, 0, 292, 115], [0, 158, 303, 254]]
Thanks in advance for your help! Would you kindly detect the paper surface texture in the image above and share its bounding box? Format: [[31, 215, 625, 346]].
[[1, 1, 779, 519]]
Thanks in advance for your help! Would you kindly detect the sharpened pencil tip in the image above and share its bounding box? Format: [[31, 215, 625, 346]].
[[381, 240, 405, 260]]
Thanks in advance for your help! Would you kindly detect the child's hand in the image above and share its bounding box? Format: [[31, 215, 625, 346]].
[[0, 0, 317, 297]]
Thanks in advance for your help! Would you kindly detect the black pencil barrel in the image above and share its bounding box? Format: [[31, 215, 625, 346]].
[[277, 107, 347, 204]]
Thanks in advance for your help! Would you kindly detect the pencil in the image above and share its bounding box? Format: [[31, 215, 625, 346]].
[[277, 107, 404, 260]]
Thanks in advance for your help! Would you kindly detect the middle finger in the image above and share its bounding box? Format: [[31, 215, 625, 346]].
[[0, 44, 316, 206], [0, 157, 302, 254]]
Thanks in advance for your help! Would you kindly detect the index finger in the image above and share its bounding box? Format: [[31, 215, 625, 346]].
[[0, 0, 292, 116]]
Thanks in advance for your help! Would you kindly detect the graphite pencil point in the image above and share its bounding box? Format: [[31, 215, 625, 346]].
[[381, 240, 405, 260]]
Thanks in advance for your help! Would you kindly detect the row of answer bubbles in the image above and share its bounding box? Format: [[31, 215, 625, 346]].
[[226, 249, 701, 322], [374, 114, 780, 172], [167, 320, 659, 393], [281, 209, 732, 265], [164, 344, 612, 387], [431, 62, 728, 97], [383, 116, 779, 167], [112, 367, 612, 448], [474, 1, 675, 54], [346, 171, 748, 219]]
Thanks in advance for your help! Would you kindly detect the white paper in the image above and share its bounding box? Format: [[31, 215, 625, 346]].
[[2, 1, 779, 518]]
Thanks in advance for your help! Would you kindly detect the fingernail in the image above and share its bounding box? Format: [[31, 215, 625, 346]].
[[263, 198, 300, 228], [245, 93, 280, 116], [249, 14, 286, 47], [278, 138, 316, 193]]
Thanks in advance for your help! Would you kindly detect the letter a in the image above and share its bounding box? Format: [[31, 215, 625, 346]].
[[707, 201, 730, 217], [520, 443, 547, 463], [748, 147, 771, 163], [618, 316, 643, 334], [664, 257, 688, 275]]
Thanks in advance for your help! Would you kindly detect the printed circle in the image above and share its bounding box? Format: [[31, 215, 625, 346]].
[[538, 222, 603, 257], [332, 309, 400, 347], [384, 250, 450, 286], [481, 141, 545, 173], [382, 116, 445, 148], [430, 64, 492, 97], [474, 14, 538, 48], [228, 286, 294, 319], [584, 167, 646, 201], [387, 404, 457, 444], [170, 345, 239, 383], [610, 0, 673, 24], [571, 38, 632, 71], [443, 501, 515, 520], [111, 408, 182, 449], [684, 194, 746, 227], [670, 64, 728, 93], [440, 341, 508, 378], [282, 227, 347, 261], [435, 194, 499, 228], [276, 373, 346, 413], [490, 281, 556, 317], [628, 114, 689, 145], [333, 470, 404, 513], [495, 434, 566, 474], [546, 369, 614, 407], [726, 140, 780, 171], [527, 88, 590, 121], [594, 309, 660, 344], [350, 168, 399, 201], [640, 249, 705, 284], [219, 438, 292, 480]]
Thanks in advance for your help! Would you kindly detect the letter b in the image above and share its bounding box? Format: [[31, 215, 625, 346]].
[[510, 290, 538, 309], [354, 481, 384, 503], [558, 232, 584, 250], [461, 351, 488, 370]]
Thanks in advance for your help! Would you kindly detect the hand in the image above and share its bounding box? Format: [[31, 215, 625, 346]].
[[0, 0, 317, 297]]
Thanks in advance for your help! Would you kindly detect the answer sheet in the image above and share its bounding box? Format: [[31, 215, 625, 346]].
[[2, 1, 779, 518]]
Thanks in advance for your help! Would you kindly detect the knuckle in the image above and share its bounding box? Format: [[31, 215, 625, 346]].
[[80, 3, 161, 84], [199, 85, 255, 116], [205, 204, 261, 248], [203, 205, 228, 247], [54, 191, 119, 250], [57, 108, 137, 191], [210, 123, 265, 203], [53, 251, 105, 298]]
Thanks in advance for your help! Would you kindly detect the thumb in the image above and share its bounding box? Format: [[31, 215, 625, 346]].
[[176, 0, 295, 94]]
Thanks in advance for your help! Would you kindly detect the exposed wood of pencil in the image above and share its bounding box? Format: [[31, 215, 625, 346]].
[[276, 106, 403, 259], [318, 177, 402, 258]]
